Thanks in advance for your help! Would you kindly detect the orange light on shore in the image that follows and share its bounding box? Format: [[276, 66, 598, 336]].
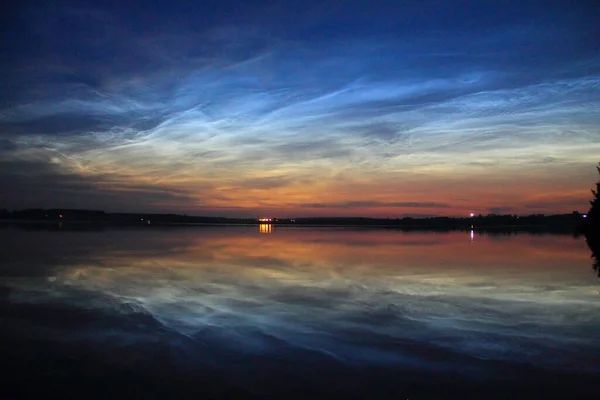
[[258, 218, 272, 222]]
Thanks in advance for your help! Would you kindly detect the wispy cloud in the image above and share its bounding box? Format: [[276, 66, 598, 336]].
[[300, 201, 451, 209], [0, 1, 599, 215]]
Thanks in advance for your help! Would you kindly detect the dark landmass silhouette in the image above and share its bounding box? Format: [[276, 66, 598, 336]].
[[582, 163, 600, 234], [0, 207, 589, 233]]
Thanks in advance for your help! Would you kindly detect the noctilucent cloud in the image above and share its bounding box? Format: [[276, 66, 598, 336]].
[[1, 0, 599, 217]]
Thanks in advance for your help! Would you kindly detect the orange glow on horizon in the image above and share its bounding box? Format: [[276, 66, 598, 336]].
[[56, 159, 595, 218]]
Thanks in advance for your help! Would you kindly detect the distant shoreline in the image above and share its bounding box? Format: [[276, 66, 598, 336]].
[[0, 208, 589, 233], [0, 218, 586, 235]]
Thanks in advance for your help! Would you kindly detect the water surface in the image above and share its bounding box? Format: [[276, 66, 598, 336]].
[[1, 225, 599, 398]]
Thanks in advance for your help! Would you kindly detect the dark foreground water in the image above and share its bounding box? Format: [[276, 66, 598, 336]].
[[1, 224, 599, 399]]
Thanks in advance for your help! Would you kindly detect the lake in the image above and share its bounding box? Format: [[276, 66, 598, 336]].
[[1, 224, 599, 398]]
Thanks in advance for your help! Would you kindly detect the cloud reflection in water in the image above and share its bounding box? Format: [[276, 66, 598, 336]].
[[2, 227, 600, 377]]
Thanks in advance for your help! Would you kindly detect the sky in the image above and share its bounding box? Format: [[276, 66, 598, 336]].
[[1, 0, 599, 217]]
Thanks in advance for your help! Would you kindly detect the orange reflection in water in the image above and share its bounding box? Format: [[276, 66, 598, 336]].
[[52, 227, 594, 305], [259, 224, 273, 234], [183, 229, 589, 275]]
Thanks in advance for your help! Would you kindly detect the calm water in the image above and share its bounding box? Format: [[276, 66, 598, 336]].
[[1, 225, 599, 398]]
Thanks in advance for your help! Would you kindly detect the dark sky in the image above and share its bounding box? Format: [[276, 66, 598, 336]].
[[1, 0, 599, 216]]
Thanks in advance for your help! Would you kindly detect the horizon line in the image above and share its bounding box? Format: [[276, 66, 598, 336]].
[[1, 207, 590, 221]]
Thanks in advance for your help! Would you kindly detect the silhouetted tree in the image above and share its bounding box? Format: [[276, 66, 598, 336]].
[[584, 163, 600, 277]]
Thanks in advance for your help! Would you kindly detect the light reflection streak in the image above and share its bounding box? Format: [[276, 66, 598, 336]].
[[259, 224, 273, 233]]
